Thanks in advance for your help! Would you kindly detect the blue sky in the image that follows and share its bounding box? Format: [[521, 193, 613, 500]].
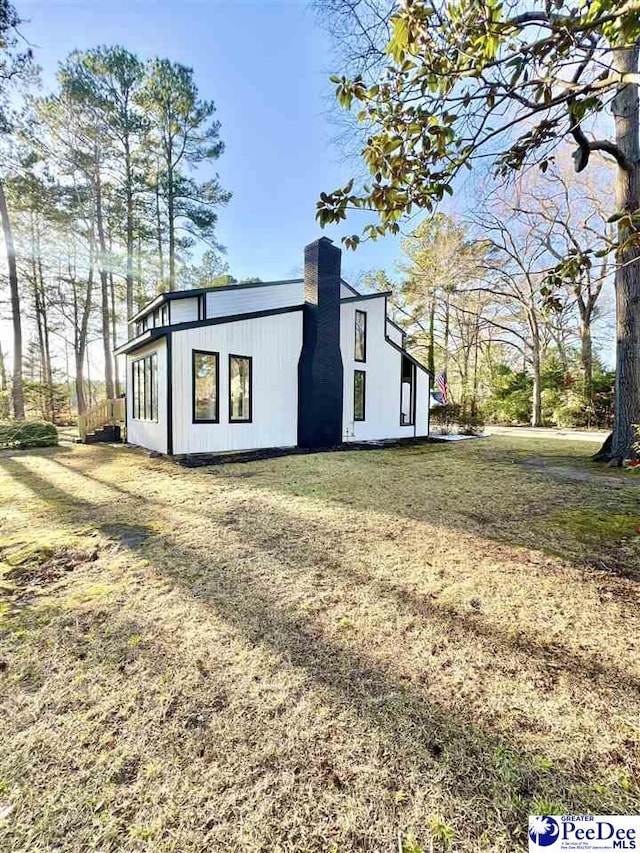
[[18, 0, 407, 286]]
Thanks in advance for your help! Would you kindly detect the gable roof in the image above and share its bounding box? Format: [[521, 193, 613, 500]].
[[116, 304, 305, 357], [128, 278, 304, 324]]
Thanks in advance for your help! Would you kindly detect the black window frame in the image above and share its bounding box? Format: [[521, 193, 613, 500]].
[[354, 369, 366, 422], [131, 351, 158, 423], [161, 304, 169, 326], [354, 309, 367, 363], [400, 356, 416, 427], [198, 294, 207, 321], [228, 354, 253, 424], [192, 349, 220, 424]]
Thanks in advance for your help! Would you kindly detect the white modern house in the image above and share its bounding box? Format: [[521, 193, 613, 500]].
[[114, 238, 431, 456]]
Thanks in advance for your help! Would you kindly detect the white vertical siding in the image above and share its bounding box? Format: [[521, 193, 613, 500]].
[[126, 338, 168, 454], [340, 296, 429, 441], [386, 320, 404, 346], [416, 370, 430, 435], [171, 311, 303, 454], [170, 297, 199, 324], [341, 282, 359, 298], [205, 281, 303, 319]]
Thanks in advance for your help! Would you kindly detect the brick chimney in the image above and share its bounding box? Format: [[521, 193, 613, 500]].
[[297, 237, 344, 448]]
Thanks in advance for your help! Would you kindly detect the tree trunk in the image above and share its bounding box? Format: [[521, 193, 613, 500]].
[[110, 269, 120, 396], [167, 161, 175, 291], [595, 44, 640, 464], [471, 312, 480, 416], [36, 245, 54, 422], [75, 261, 94, 416], [94, 152, 115, 400], [443, 293, 450, 374], [0, 178, 24, 419], [531, 341, 542, 427], [580, 317, 593, 411], [427, 293, 435, 376], [155, 176, 165, 289], [0, 342, 6, 391], [124, 134, 135, 321]]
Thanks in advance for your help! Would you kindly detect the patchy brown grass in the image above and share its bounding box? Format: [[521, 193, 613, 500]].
[[0, 436, 639, 852]]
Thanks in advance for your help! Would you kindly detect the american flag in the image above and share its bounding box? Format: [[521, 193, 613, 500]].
[[436, 372, 448, 404]]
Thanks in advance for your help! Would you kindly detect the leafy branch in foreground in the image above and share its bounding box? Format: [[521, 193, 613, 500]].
[[318, 0, 640, 463]]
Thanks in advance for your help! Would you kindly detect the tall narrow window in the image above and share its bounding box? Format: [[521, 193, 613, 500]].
[[354, 370, 366, 421], [229, 355, 252, 422], [132, 352, 158, 421], [151, 355, 158, 421], [193, 351, 219, 423], [400, 356, 416, 426], [161, 304, 169, 325], [355, 310, 367, 362]]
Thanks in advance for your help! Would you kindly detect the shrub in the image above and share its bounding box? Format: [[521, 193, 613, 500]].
[[430, 403, 461, 434], [553, 390, 589, 429], [0, 420, 58, 450], [458, 409, 485, 436], [430, 403, 485, 435], [484, 365, 532, 424]]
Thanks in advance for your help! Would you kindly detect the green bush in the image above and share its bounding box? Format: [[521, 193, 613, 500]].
[[430, 403, 485, 435], [553, 390, 589, 428], [484, 365, 532, 424], [430, 403, 461, 434], [0, 420, 58, 449], [458, 408, 485, 436]]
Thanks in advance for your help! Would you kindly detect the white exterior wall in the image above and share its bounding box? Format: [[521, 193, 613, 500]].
[[341, 282, 358, 298], [415, 370, 430, 434], [171, 311, 303, 454], [205, 281, 303, 319], [170, 297, 199, 324], [340, 296, 429, 441], [126, 338, 168, 454], [386, 320, 404, 346]]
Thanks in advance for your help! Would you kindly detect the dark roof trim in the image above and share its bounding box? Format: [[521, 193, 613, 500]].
[[129, 294, 165, 323], [115, 329, 168, 357], [116, 304, 304, 356], [164, 304, 304, 335], [128, 278, 304, 324], [386, 316, 406, 337], [340, 290, 391, 304], [384, 334, 432, 376], [340, 279, 360, 296]]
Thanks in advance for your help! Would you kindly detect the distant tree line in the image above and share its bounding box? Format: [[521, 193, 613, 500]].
[[0, 3, 235, 422], [365, 154, 615, 430]]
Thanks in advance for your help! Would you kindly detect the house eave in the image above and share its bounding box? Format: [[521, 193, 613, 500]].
[[128, 278, 305, 324], [116, 304, 305, 356]]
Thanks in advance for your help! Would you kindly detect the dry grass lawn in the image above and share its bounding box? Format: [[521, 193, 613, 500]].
[[0, 435, 639, 852]]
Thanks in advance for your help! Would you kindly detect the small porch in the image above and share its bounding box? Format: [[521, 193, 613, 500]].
[[77, 398, 126, 444]]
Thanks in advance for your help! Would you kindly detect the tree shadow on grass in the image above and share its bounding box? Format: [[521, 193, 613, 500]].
[[206, 441, 640, 580], [1, 454, 636, 851]]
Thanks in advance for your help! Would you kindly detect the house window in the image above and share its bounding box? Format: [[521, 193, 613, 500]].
[[161, 304, 169, 325], [229, 355, 252, 422], [355, 310, 367, 362], [132, 352, 158, 422], [193, 350, 219, 423], [354, 370, 366, 421], [198, 295, 206, 320], [400, 356, 416, 426]]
